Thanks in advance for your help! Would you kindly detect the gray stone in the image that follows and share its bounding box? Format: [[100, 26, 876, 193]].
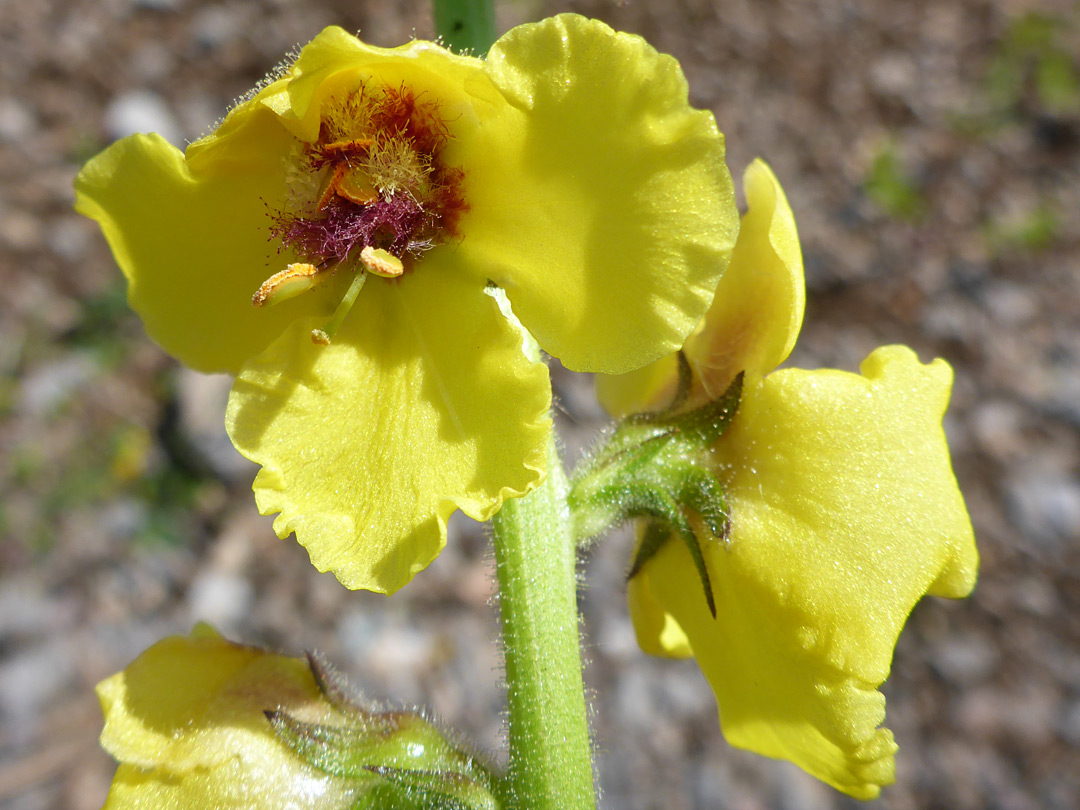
[[1006, 470, 1080, 551], [0, 96, 36, 143], [46, 216, 93, 262], [104, 90, 183, 146], [17, 353, 98, 415], [0, 641, 74, 728], [175, 368, 256, 481], [187, 570, 255, 634], [930, 636, 999, 684], [1057, 699, 1080, 747], [130, 0, 185, 10]]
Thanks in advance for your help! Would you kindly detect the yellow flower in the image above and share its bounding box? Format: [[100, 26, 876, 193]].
[[74, 15, 738, 593], [96, 625, 357, 809], [599, 160, 978, 798], [96, 625, 495, 809]]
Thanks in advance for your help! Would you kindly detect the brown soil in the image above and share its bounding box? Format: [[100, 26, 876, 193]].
[[2, 1, 1078, 808]]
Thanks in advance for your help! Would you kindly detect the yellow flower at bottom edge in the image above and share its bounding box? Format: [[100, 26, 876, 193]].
[[96, 625, 355, 809], [599, 160, 978, 799], [74, 14, 738, 594], [96, 625, 493, 810]]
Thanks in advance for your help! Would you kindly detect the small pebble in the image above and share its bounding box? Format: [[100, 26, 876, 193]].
[[187, 571, 255, 633], [1006, 470, 1080, 551], [17, 354, 99, 415], [104, 90, 183, 146], [0, 96, 36, 142]]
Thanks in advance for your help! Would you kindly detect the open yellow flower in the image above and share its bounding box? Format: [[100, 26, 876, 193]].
[[74, 15, 738, 593], [599, 160, 978, 798]]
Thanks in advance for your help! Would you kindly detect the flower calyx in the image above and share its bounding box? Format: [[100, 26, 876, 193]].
[[569, 359, 744, 617], [268, 651, 499, 810]]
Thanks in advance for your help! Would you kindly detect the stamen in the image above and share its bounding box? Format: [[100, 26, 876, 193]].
[[334, 171, 380, 206], [319, 138, 374, 163], [360, 246, 404, 278], [252, 263, 328, 308], [263, 81, 466, 313], [317, 164, 348, 211], [310, 270, 368, 345]]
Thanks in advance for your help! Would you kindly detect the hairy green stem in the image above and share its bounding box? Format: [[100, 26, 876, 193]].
[[491, 426, 597, 810], [431, 4, 592, 806], [431, 0, 497, 54]]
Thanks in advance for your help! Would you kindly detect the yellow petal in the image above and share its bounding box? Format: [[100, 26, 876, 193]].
[[74, 133, 333, 374], [636, 346, 977, 798], [627, 564, 692, 658], [227, 265, 551, 593], [458, 14, 739, 374], [595, 159, 804, 415], [97, 630, 330, 771], [102, 761, 357, 810], [594, 353, 681, 419], [187, 27, 495, 169], [684, 158, 805, 393]]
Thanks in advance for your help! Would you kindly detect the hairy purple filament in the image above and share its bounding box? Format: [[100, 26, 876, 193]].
[[271, 194, 435, 266]]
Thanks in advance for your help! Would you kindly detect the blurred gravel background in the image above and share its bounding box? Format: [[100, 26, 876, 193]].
[[2, 0, 1079, 808]]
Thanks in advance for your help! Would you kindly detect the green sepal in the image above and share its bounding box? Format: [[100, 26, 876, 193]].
[[571, 472, 681, 541], [678, 464, 731, 544], [582, 371, 744, 482], [267, 655, 500, 810], [626, 350, 694, 422], [365, 765, 499, 810], [626, 520, 670, 581], [307, 650, 363, 712], [669, 371, 743, 446], [570, 372, 744, 617]]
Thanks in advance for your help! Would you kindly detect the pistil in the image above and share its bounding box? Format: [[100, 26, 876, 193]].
[[310, 270, 368, 345]]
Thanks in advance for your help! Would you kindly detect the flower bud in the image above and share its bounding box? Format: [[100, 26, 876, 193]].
[[96, 625, 497, 810]]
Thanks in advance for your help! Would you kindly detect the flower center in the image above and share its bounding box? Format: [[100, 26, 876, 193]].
[[253, 81, 467, 343]]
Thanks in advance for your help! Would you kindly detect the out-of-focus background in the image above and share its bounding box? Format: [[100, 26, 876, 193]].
[[2, 0, 1078, 807]]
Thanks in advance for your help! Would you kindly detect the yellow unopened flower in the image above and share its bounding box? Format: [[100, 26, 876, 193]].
[[96, 625, 496, 809], [96, 625, 357, 809], [599, 160, 978, 798], [75, 15, 738, 593]]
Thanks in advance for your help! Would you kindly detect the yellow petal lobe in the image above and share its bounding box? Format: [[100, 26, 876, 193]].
[[596, 160, 803, 415], [627, 568, 692, 659], [460, 14, 739, 374], [188, 27, 493, 169], [632, 346, 977, 798], [227, 266, 551, 593], [74, 133, 331, 374], [684, 158, 805, 393]]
